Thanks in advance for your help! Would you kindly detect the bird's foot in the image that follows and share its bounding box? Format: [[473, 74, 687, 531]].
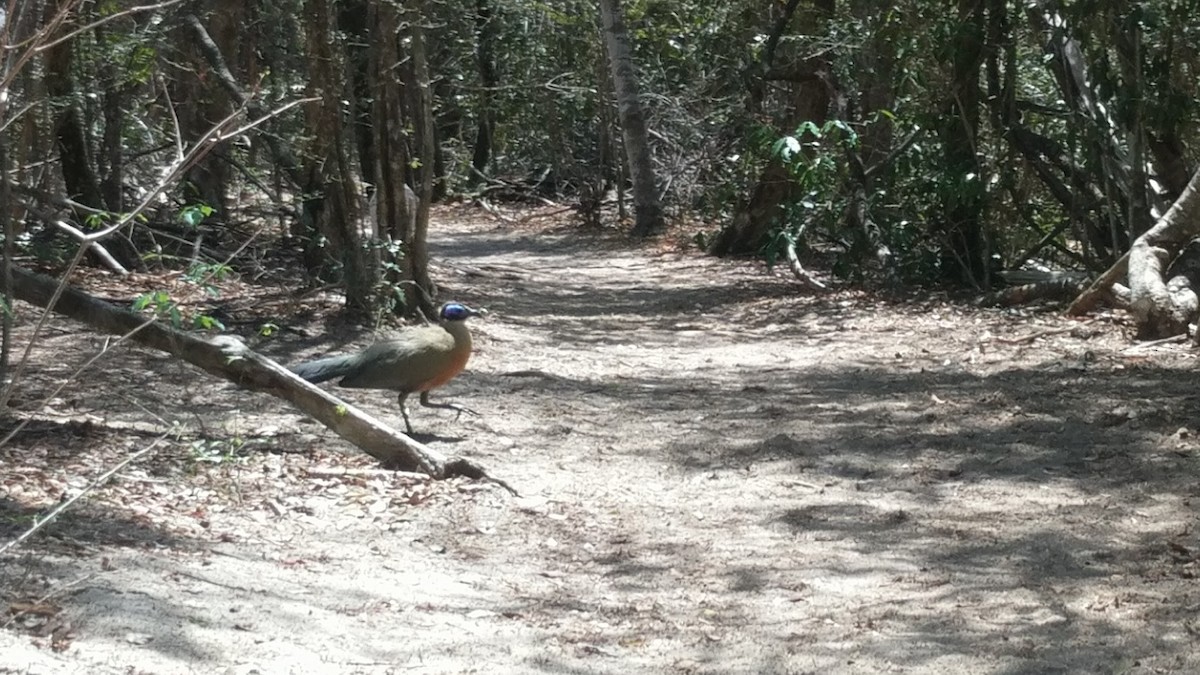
[[418, 392, 478, 420], [449, 402, 479, 420]]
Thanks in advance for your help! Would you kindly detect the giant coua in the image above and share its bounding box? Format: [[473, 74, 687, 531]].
[[291, 302, 483, 434]]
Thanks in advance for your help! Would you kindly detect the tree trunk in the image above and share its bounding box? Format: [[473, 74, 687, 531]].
[[938, 0, 988, 286], [182, 13, 305, 189], [174, 0, 245, 223], [41, 1, 140, 271], [709, 0, 829, 257], [0, 81, 12, 382], [709, 162, 797, 256], [1127, 167, 1200, 339], [469, 0, 498, 184], [366, 0, 419, 313], [597, 0, 664, 237], [302, 0, 376, 316], [403, 0, 437, 317], [41, 4, 104, 210], [340, 0, 376, 198], [1147, 130, 1191, 203]]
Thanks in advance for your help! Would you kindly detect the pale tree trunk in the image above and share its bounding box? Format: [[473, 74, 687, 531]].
[[597, 0, 664, 237], [1, 74, 11, 382], [1127, 167, 1200, 339]]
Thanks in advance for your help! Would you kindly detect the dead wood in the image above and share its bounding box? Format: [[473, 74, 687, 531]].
[[988, 319, 1098, 345], [1067, 252, 1129, 316], [981, 277, 1086, 308], [3, 262, 515, 492], [784, 239, 828, 291], [1125, 167, 1200, 338]]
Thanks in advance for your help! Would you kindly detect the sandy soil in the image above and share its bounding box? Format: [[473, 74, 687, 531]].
[[4, 209, 1200, 674]]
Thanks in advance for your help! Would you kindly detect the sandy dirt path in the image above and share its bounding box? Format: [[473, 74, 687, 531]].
[[4, 213, 1200, 674]]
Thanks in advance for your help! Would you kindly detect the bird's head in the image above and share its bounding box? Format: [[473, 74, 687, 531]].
[[438, 302, 485, 322]]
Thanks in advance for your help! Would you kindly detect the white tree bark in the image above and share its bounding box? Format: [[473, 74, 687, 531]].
[[1127, 166, 1200, 338], [598, 0, 664, 236]]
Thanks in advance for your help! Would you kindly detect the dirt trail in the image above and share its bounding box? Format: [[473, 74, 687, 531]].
[[4, 213, 1200, 674]]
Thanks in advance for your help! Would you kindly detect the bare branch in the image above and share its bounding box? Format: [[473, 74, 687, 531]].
[[0, 432, 172, 557], [31, 0, 186, 55], [785, 238, 828, 292]]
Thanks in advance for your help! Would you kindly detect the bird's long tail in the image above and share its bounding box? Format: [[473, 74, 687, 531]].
[[291, 354, 357, 383]]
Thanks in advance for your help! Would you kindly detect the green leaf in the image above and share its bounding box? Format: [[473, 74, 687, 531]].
[[179, 204, 215, 229], [194, 315, 226, 332]]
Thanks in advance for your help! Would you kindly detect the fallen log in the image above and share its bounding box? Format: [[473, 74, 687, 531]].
[[2, 262, 514, 492]]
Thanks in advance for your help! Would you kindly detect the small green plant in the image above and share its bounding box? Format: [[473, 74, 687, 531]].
[[192, 314, 225, 332], [132, 290, 183, 327], [83, 211, 114, 230], [184, 261, 234, 300], [372, 238, 410, 321], [132, 291, 224, 331], [179, 204, 215, 229], [188, 437, 247, 465]]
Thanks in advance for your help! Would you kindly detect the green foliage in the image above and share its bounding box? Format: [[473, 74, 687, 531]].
[[192, 314, 226, 332], [132, 290, 225, 333], [83, 212, 114, 230], [179, 204, 215, 229], [758, 119, 856, 272], [7, 0, 1197, 297], [371, 238, 411, 321], [184, 262, 233, 297], [188, 437, 248, 466], [132, 290, 183, 327]]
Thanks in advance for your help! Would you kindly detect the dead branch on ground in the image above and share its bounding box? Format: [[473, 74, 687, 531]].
[[2, 262, 516, 493], [784, 239, 828, 291]]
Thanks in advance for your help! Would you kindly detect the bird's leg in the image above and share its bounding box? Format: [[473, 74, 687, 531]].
[[418, 391, 478, 420], [396, 392, 415, 435]]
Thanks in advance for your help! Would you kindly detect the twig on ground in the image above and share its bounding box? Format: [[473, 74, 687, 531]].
[[0, 432, 172, 556]]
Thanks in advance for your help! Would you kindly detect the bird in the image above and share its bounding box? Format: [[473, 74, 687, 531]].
[[291, 302, 483, 435]]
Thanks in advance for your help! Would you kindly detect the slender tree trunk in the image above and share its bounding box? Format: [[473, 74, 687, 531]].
[[175, 0, 244, 223], [938, 0, 988, 286], [94, 22, 130, 213], [340, 0, 376, 196], [367, 0, 418, 314], [41, 3, 104, 210], [597, 0, 664, 237], [0, 83, 12, 383], [403, 0, 436, 317], [303, 0, 375, 316], [469, 0, 497, 184]]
